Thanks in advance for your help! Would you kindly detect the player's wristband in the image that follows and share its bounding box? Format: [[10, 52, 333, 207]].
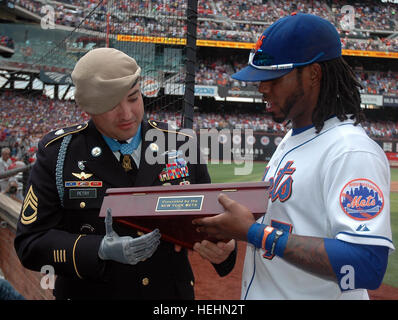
[[247, 223, 268, 248], [247, 223, 276, 252], [247, 223, 289, 257]]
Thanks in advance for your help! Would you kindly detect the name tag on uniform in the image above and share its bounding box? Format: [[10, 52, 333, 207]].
[[69, 188, 97, 199]]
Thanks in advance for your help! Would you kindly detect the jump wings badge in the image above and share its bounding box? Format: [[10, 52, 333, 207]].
[[72, 172, 93, 180]]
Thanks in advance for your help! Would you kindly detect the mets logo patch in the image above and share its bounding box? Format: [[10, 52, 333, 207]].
[[339, 178, 384, 221]]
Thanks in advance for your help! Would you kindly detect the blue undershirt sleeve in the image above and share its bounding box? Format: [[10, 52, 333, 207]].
[[324, 238, 389, 291]]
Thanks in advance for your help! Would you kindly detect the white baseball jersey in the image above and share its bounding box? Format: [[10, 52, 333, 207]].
[[242, 116, 395, 300]]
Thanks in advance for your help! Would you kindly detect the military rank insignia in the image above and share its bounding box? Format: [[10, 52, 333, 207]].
[[21, 185, 38, 225], [159, 157, 189, 182]]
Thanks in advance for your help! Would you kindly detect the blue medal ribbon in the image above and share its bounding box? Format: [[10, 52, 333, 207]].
[[102, 124, 142, 155]]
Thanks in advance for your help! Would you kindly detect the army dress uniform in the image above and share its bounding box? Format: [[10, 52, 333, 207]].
[[14, 119, 236, 300]]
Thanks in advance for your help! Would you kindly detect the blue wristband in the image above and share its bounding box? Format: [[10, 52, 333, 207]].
[[247, 223, 279, 253], [247, 223, 267, 248]]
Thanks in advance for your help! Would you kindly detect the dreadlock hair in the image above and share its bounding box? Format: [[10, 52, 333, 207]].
[[312, 57, 366, 133]]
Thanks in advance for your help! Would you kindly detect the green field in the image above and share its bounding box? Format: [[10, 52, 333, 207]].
[[385, 191, 398, 287], [207, 162, 398, 288]]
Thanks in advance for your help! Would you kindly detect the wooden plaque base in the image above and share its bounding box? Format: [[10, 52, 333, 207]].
[[99, 181, 269, 249]]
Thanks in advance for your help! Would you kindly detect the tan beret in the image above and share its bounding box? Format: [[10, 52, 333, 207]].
[[71, 48, 141, 115]]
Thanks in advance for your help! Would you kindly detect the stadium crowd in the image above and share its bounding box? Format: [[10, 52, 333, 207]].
[[1, 91, 398, 150], [10, 0, 398, 52], [194, 57, 398, 95], [356, 70, 398, 95], [0, 36, 14, 50], [332, 0, 397, 32]]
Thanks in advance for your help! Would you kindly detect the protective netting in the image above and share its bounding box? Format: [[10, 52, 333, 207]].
[[0, 0, 194, 128]]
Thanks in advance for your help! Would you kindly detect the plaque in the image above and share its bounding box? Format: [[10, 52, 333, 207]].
[[156, 195, 204, 212], [99, 181, 269, 249]]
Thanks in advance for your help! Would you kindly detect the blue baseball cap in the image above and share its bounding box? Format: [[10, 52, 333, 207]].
[[232, 13, 342, 82]]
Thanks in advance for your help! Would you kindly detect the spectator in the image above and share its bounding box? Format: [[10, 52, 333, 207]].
[[0, 147, 12, 191], [1, 177, 23, 204]]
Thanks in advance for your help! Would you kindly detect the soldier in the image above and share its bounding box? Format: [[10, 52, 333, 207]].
[[14, 48, 236, 300]]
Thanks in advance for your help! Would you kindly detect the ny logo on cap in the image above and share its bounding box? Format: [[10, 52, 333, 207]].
[[255, 35, 265, 51]]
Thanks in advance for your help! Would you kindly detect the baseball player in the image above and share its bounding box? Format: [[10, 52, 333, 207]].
[[193, 13, 395, 299]]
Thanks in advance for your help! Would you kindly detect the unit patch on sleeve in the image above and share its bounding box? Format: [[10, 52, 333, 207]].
[[339, 178, 384, 221]]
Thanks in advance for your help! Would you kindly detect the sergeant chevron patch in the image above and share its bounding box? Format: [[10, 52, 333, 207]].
[[21, 185, 38, 225]]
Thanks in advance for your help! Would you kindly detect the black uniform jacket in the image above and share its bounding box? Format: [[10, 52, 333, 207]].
[[14, 119, 236, 300]]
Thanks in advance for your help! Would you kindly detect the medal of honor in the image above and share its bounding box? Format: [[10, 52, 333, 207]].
[[122, 154, 133, 172]]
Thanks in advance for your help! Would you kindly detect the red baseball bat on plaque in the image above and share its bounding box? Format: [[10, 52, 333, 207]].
[[99, 181, 270, 249]]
